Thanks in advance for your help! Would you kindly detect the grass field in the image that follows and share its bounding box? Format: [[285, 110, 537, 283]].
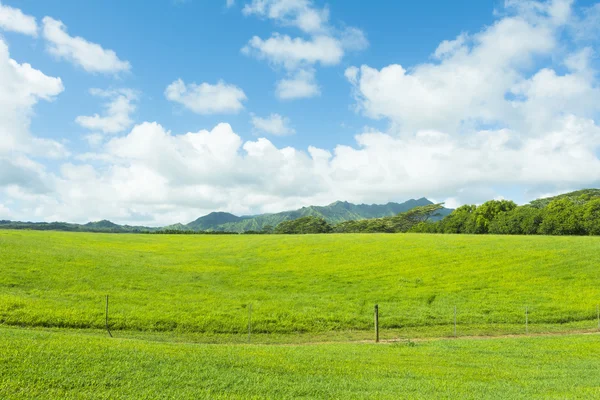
[[1, 327, 599, 399], [3, 230, 600, 398], [2, 230, 600, 340]]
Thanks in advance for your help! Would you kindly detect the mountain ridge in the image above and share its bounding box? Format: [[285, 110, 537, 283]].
[[188, 198, 451, 233], [0, 198, 451, 233]]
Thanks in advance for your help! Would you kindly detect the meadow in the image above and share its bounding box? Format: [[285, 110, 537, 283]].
[[2, 230, 600, 341], [1, 327, 600, 399]]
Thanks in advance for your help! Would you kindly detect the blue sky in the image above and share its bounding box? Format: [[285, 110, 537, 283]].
[[1, 0, 600, 225]]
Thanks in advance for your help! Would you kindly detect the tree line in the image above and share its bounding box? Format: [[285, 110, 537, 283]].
[[256, 190, 600, 236]]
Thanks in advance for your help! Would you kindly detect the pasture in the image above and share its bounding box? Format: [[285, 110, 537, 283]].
[[1, 230, 600, 341], [1, 327, 600, 399]]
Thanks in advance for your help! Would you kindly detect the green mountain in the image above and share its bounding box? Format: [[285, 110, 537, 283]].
[[0, 197, 452, 233], [161, 223, 188, 231], [186, 212, 246, 231], [84, 220, 120, 229], [197, 198, 452, 233], [528, 189, 600, 208]]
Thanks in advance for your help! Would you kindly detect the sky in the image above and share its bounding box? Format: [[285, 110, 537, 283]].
[[1, 0, 600, 226]]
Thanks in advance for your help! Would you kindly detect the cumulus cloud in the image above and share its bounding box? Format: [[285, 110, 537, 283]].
[[12, 113, 600, 226], [42, 17, 131, 74], [0, 38, 65, 157], [165, 79, 247, 114], [250, 113, 295, 135], [0, 1, 37, 36], [243, 33, 344, 69], [0, 38, 64, 205], [242, 0, 367, 100], [76, 88, 138, 134], [345, 0, 586, 135], [243, 0, 330, 34], [275, 68, 320, 99]]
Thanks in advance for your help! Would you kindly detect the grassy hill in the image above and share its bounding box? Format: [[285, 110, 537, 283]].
[[2, 230, 600, 339], [3, 230, 600, 398]]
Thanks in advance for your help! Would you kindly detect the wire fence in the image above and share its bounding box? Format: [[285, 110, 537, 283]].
[[93, 295, 600, 344]]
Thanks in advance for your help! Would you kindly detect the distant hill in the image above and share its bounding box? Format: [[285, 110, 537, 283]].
[[529, 189, 600, 208], [0, 220, 156, 233], [186, 212, 247, 231], [199, 198, 453, 233], [84, 220, 120, 229]]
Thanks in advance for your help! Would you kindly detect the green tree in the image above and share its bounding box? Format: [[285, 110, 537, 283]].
[[473, 200, 517, 234], [488, 206, 542, 235], [538, 198, 584, 235], [274, 217, 333, 234], [389, 203, 445, 232], [409, 221, 440, 233], [582, 198, 600, 235], [439, 205, 477, 234]]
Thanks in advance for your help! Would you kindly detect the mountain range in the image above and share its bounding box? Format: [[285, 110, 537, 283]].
[[0, 198, 451, 233], [186, 198, 451, 233]]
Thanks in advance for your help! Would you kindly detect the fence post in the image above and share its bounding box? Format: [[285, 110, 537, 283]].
[[374, 304, 379, 343], [525, 306, 528, 334], [105, 295, 112, 338], [248, 304, 252, 343], [454, 305, 457, 337], [597, 304, 599, 331]]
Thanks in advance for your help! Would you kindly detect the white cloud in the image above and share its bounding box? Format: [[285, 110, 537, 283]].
[[243, 0, 330, 34], [76, 89, 138, 134], [243, 34, 344, 69], [275, 68, 320, 99], [42, 17, 131, 74], [165, 79, 247, 114], [0, 38, 65, 157], [346, 2, 566, 134], [226, 0, 235, 8], [339, 27, 369, 52], [250, 113, 295, 135], [84, 133, 104, 147], [242, 0, 368, 101], [0, 1, 37, 36], [0, 38, 65, 198], [10, 112, 600, 226]]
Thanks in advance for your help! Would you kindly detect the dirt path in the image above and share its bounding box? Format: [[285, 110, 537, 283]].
[[262, 329, 600, 347]]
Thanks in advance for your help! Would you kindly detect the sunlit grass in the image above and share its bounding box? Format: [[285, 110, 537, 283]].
[[2, 230, 600, 339], [1, 327, 599, 399]]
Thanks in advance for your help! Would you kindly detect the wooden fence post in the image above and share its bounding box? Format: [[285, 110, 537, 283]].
[[525, 306, 528, 334], [105, 295, 112, 338], [374, 304, 379, 343]]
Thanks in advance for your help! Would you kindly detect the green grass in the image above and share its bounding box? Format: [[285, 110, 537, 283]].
[[1, 327, 600, 399], [2, 230, 600, 340]]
